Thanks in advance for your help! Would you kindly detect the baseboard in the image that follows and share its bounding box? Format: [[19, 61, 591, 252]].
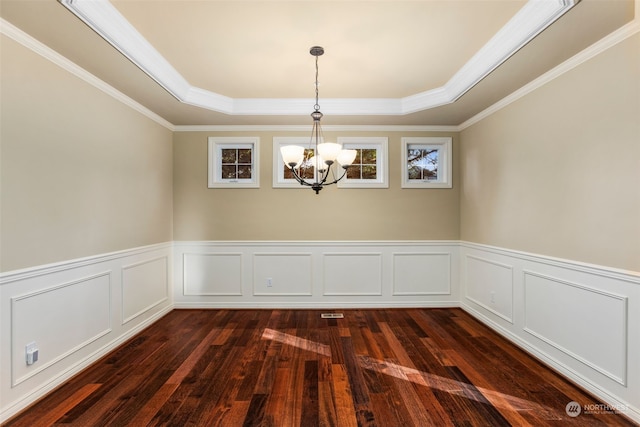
[[173, 301, 460, 309]]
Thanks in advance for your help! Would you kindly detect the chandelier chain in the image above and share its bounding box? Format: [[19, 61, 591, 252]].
[[314, 54, 320, 111]]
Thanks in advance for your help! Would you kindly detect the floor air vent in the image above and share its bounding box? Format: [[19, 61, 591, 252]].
[[321, 313, 344, 319]]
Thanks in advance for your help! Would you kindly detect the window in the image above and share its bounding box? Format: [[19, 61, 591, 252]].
[[273, 137, 318, 188], [208, 137, 259, 188], [337, 137, 388, 188], [401, 137, 452, 188]]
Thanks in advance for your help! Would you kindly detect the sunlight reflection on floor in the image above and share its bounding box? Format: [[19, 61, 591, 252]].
[[262, 328, 331, 357], [262, 327, 563, 421]]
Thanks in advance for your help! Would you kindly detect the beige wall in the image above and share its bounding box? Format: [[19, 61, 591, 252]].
[[460, 34, 640, 271], [0, 36, 174, 272], [173, 131, 460, 241], [4, 20, 637, 273]]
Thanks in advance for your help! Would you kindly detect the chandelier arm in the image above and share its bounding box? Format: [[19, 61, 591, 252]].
[[318, 165, 332, 185], [288, 167, 314, 187], [321, 166, 350, 186]]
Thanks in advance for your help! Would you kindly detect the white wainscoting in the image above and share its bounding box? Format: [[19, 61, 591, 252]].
[[459, 241, 640, 424], [173, 241, 460, 308], [3, 240, 639, 424], [0, 243, 173, 423]]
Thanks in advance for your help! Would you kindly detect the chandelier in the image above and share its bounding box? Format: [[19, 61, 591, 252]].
[[280, 46, 357, 194]]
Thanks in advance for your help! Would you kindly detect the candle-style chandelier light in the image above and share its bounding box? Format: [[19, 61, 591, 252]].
[[280, 46, 356, 194]]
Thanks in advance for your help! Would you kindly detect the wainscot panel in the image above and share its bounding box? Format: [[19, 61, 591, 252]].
[[393, 252, 451, 296], [464, 254, 514, 323], [460, 241, 640, 424], [253, 253, 313, 296], [0, 243, 173, 423], [11, 272, 112, 387], [122, 256, 169, 324], [184, 252, 243, 296], [173, 241, 460, 308], [523, 270, 627, 386], [322, 252, 382, 296]]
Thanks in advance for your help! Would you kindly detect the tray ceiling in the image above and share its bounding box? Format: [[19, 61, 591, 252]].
[[0, 0, 635, 127]]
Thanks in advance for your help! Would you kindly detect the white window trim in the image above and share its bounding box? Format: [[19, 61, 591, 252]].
[[401, 137, 452, 189], [272, 136, 320, 188], [208, 137, 260, 188], [337, 137, 389, 188]]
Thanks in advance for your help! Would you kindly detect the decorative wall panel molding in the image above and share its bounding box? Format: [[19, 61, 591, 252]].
[[253, 253, 313, 296], [322, 253, 382, 296], [464, 254, 514, 323], [523, 270, 627, 385], [459, 241, 639, 424], [183, 253, 243, 296], [122, 256, 169, 324], [392, 252, 451, 296], [0, 243, 173, 423], [173, 241, 459, 308], [10, 272, 112, 386]]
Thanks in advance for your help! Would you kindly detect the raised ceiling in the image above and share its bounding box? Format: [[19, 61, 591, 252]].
[[0, 0, 635, 127]]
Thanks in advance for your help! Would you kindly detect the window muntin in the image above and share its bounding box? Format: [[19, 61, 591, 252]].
[[208, 137, 259, 188], [337, 137, 388, 188]]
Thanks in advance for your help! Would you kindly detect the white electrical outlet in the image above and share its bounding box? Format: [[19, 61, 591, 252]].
[[490, 291, 496, 303], [266, 277, 273, 287], [26, 342, 39, 366]]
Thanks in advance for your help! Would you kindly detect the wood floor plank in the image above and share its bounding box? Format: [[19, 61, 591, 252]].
[[330, 363, 359, 427], [301, 360, 319, 426], [5, 308, 637, 427], [318, 380, 338, 427]]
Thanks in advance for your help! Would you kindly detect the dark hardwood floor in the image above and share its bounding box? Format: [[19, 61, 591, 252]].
[[5, 308, 636, 426]]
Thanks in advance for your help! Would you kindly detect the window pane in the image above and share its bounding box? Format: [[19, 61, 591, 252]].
[[361, 165, 377, 179], [283, 166, 294, 179], [283, 164, 315, 180], [221, 149, 237, 164], [237, 165, 252, 179], [347, 166, 361, 179], [407, 146, 439, 181], [423, 150, 439, 180], [361, 149, 376, 164], [238, 149, 252, 163], [407, 166, 422, 180], [221, 165, 237, 179], [300, 167, 315, 179], [353, 149, 362, 164]]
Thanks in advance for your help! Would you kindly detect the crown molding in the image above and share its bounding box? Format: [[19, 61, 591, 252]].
[[174, 125, 460, 133], [60, 0, 577, 117], [459, 17, 640, 131], [0, 18, 175, 131]]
